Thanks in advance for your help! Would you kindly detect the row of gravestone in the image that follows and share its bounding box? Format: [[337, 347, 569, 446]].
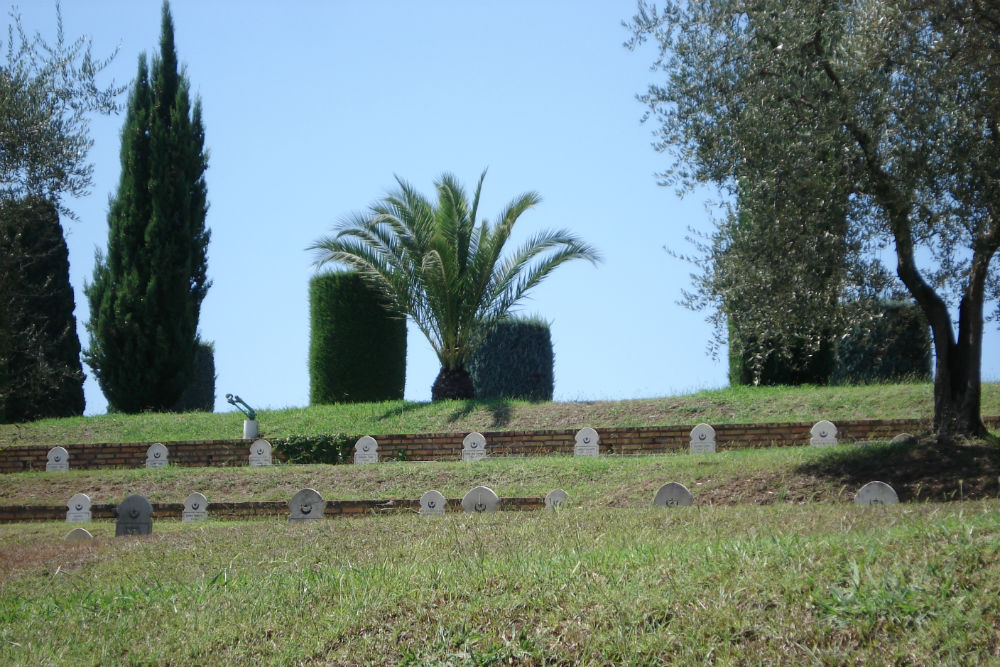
[[59, 479, 900, 542], [45, 424, 920, 472]]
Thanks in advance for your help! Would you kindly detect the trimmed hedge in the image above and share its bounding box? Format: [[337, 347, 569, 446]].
[[309, 272, 406, 404], [171, 341, 216, 412], [468, 316, 554, 401], [728, 320, 835, 386]]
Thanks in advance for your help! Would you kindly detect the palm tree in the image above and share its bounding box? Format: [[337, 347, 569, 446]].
[[310, 170, 601, 400]]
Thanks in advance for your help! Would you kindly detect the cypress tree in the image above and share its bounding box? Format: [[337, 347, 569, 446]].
[[0, 196, 86, 422], [84, 2, 210, 413]]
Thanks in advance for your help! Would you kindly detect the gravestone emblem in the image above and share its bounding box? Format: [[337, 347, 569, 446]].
[[545, 488, 569, 510], [66, 493, 92, 522], [248, 439, 272, 467], [115, 494, 153, 536], [288, 488, 325, 521], [574, 428, 600, 457], [461, 486, 499, 513], [653, 482, 694, 508], [462, 432, 487, 462], [46, 446, 69, 472], [854, 481, 899, 506], [183, 492, 209, 522], [689, 424, 717, 454], [810, 421, 838, 447], [890, 433, 916, 445], [146, 442, 169, 469], [419, 490, 447, 515], [64, 527, 93, 541], [354, 436, 379, 464]]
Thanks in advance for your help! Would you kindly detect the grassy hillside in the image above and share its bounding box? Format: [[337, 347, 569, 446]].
[[3, 382, 1000, 447]]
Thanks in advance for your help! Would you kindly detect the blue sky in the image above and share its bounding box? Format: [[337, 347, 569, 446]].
[[12, 1, 999, 415]]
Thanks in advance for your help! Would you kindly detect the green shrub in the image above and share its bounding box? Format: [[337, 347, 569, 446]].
[[468, 316, 554, 400], [728, 319, 835, 386], [271, 433, 354, 464], [171, 340, 215, 412], [833, 300, 931, 383], [309, 272, 406, 404]]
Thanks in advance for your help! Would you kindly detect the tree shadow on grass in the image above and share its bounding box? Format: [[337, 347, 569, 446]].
[[446, 400, 513, 429], [795, 438, 1000, 502]]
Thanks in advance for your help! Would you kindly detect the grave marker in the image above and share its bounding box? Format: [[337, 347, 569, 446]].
[[46, 446, 69, 472], [652, 482, 694, 507], [288, 488, 325, 521], [810, 421, 838, 447], [248, 439, 272, 467], [689, 424, 717, 454], [115, 494, 153, 536], [461, 486, 499, 513], [419, 490, 447, 515], [354, 436, 379, 464], [183, 492, 209, 522], [890, 433, 916, 445], [462, 432, 487, 462], [574, 428, 600, 457], [545, 488, 569, 510], [146, 443, 169, 469], [854, 481, 899, 506], [64, 527, 93, 541], [66, 493, 92, 522]]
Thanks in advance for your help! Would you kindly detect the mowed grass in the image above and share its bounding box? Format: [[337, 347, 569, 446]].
[[2, 502, 999, 666], [4, 382, 1000, 447]]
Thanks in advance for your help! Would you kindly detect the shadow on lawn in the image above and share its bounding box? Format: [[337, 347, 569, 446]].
[[796, 438, 1000, 502], [446, 400, 513, 429]]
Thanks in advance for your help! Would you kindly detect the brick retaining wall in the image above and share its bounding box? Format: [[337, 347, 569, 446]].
[[2, 416, 997, 473]]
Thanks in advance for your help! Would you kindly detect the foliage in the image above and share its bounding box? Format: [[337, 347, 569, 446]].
[[627, 0, 1000, 436], [468, 315, 554, 400], [170, 340, 216, 412], [84, 2, 211, 413], [309, 272, 406, 404], [833, 301, 931, 385], [0, 196, 84, 422], [310, 170, 600, 400], [271, 433, 354, 465], [729, 320, 835, 387]]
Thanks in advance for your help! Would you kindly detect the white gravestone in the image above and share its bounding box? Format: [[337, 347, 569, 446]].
[[891, 433, 916, 445], [47, 446, 69, 471], [248, 439, 272, 467], [116, 494, 153, 536], [854, 481, 899, 506], [183, 492, 209, 522], [288, 488, 325, 521], [419, 490, 447, 515], [574, 428, 600, 457], [462, 486, 500, 513], [810, 421, 838, 447], [545, 488, 569, 510], [146, 442, 169, 469], [462, 432, 487, 462], [689, 423, 717, 454], [64, 527, 93, 541], [653, 482, 694, 507], [354, 436, 379, 464], [66, 493, 92, 522]]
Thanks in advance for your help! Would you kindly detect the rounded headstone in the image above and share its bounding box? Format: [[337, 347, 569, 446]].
[[46, 446, 70, 472], [146, 442, 169, 469], [462, 432, 487, 462], [288, 488, 325, 521], [689, 423, 717, 454], [544, 488, 570, 510], [810, 420, 838, 447], [461, 485, 500, 513], [652, 482, 694, 508], [116, 494, 153, 536], [419, 490, 447, 515], [890, 433, 916, 445], [248, 438, 272, 467], [183, 492, 209, 522], [66, 492, 92, 522], [64, 527, 93, 541], [854, 481, 899, 506], [574, 427, 600, 457], [354, 436, 379, 464]]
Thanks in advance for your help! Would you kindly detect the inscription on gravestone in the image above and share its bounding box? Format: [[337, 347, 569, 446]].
[[288, 488, 325, 521], [419, 490, 447, 515], [248, 439, 272, 467], [64, 527, 93, 541], [854, 481, 899, 506], [462, 432, 487, 462], [461, 486, 499, 513], [115, 494, 153, 536], [354, 436, 379, 464], [47, 446, 69, 472], [689, 423, 717, 454], [146, 443, 169, 469], [66, 493, 92, 522], [183, 492, 209, 522], [810, 421, 838, 447], [652, 482, 694, 507], [545, 488, 569, 510], [574, 428, 600, 457]]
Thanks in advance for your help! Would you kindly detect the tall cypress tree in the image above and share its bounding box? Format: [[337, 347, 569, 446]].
[[84, 2, 210, 413]]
